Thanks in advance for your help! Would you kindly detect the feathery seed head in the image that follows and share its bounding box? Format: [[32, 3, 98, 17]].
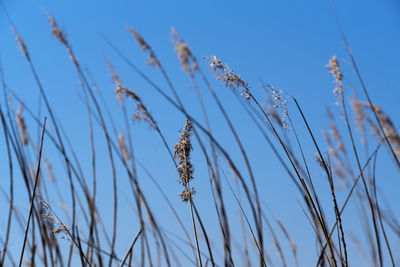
[[205, 56, 250, 100], [350, 99, 365, 130], [327, 56, 343, 83], [326, 56, 343, 102], [47, 14, 79, 67], [352, 101, 400, 158], [179, 187, 195, 202], [174, 120, 194, 186], [116, 87, 156, 129], [171, 28, 198, 73], [16, 105, 28, 146], [365, 103, 400, 157], [118, 133, 130, 161], [127, 27, 159, 68], [267, 84, 289, 130], [132, 103, 156, 129], [39, 200, 70, 240], [105, 59, 125, 103], [47, 14, 68, 47], [127, 26, 150, 51], [264, 96, 282, 127], [329, 122, 345, 153], [11, 27, 30, 60], [44, 158, 56, 182], [116, 86, 140, 102], [314, 154, 327, 171]]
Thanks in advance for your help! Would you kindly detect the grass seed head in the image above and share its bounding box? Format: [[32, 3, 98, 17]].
[[174, 120, 194, 187], [39, 200, 70, 241], [47, 14, 68, 46], [16, 105, 28, 146], [359, 102, 400, 157], [127, 27, 159, 67], [11, 27, 30, 60], [132, 103, 156, 129], [179, 187, 195, 202], [44, 158, 56, 182], [326, 56, 343, 104], [105, 59, 124, 103], [47, 13, 79, 67], [205, 56, 250, 100], [350, 99, 366, 133], [118, 133, 130, 161], [267, 84, 289, 130], [171, 28, 198, 73], [115, 87, 156, 129]]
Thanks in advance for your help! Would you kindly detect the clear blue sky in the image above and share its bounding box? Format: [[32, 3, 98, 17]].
[[1, 0, 399, 266]]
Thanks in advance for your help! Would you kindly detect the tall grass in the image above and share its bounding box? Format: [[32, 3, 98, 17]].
[[0, 9, 399, 267]]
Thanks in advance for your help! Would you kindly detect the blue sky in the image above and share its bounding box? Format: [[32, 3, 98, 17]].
[[1, 0, 400, 266]]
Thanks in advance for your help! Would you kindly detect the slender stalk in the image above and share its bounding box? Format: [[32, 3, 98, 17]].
[[0, 67, 15, 266], [119, 228, 143, 267], [18, 117, 46, 267]]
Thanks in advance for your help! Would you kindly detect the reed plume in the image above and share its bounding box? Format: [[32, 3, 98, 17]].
[[174, 119, 195, 201], [170, 28, 198, 73], [205, 56, 250, 100], [127, 26, 159, 68], [16, 105, 28, 146]]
